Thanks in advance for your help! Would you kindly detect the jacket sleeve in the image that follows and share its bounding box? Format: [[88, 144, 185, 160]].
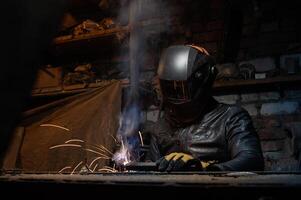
[[147, 119, 183, 162], [208, 108, 264, 171]]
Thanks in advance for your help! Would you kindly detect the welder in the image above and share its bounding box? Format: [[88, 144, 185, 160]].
[[149, 45, 264, 171]]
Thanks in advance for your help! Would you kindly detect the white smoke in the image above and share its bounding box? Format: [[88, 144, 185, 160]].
[[113, 0, 171, 166]]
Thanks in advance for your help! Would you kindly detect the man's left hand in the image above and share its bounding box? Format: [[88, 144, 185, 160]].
[[156, 152, 201, 172]]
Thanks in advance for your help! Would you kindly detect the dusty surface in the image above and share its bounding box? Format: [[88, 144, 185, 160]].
[[1, 172, 301, 188]]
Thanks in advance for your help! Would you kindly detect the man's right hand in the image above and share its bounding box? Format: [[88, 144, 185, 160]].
[[156, 152, 202, 172]]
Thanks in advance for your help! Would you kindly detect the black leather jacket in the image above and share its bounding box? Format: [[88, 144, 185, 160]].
[[148, 100, 264, 171]]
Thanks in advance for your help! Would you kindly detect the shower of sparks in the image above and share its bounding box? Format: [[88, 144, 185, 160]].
[[49, 144, 82, 150], [50, 139, 115, 174], [71, 161, 83, 175], [40, 124, 70, 131]]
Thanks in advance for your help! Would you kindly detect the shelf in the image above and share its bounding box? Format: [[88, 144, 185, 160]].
[[48, 17, 171, 64], [49, 27, 129, 64], [31, 79, 130, 97], [52, 17, 168, 46], [213, 75, 301, 93], [53, 26, 129, 45]]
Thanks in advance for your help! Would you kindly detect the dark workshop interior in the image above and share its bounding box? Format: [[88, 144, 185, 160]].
[[1, 0, 301, 199]]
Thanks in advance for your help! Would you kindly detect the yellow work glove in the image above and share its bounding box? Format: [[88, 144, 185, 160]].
[[156, 152, 202, 172]]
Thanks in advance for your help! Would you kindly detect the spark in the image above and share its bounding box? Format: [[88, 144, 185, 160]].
[[49, 144, 82, 150], [58, 166, 72, 174], [84, 148, 110, 159], [138, 131, 144, 146], [40, 124, 70, 131], [71, 161, 83, 175], [85, 164, 92, 173], [99, 145, 114, 155], [98, 169, 114, 173], [109, 134, 118, 143], [65, 139, 84, 144], [98, 168, 117, 173], [86, 144, 107, 153], [88, 157, 107, 168], [102, 166, 116, 171], [92, 164, 99, 172]]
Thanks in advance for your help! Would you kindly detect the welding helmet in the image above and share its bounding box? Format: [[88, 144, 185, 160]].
[[157, 45, 217, 127]]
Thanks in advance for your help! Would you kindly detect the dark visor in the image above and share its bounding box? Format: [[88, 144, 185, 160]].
[[160, 80, 191, 102]]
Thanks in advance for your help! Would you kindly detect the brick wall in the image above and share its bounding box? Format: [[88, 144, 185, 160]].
[[213, 90, 301, 171]]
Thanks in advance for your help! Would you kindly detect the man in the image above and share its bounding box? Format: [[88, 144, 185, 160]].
[[148, 45, 264, 171]]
